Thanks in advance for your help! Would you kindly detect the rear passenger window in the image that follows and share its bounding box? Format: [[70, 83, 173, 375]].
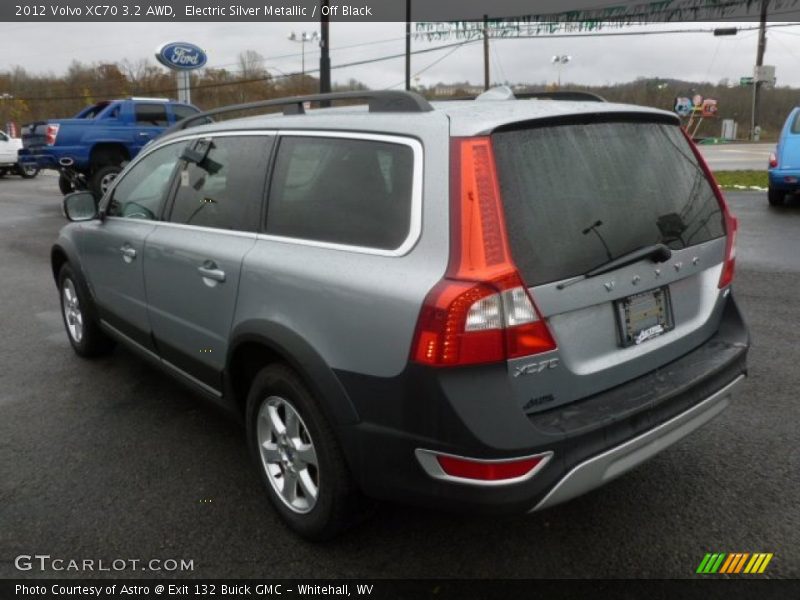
[[266, 136, 414, 250], [135, 104, 168, 127], [167, 136, 270, 232]]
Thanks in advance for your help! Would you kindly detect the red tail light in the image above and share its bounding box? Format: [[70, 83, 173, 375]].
[[411, 137, 556, 367], [681, 129, 737, 289], [45, 124, 60, 146], [768, 152, 778, 169]]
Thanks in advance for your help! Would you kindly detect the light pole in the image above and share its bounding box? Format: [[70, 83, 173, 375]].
[[288, 31, 319, 78], [551, 55, 571, 88]]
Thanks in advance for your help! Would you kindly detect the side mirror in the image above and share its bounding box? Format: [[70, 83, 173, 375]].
[[63, 191, 98, 222]]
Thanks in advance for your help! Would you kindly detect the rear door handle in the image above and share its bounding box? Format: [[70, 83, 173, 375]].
[[197, 262, 226, 283]]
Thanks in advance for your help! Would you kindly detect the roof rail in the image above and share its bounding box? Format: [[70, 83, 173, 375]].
[[128, 96, 171, 102], [516, 91, 607, 103], [166, 90, 434, 133]]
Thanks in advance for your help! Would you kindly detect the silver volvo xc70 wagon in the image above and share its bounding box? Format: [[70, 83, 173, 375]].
[[53, 88, 749, 539]]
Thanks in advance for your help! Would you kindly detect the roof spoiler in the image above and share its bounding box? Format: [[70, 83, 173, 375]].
[[446, 86, 607, 103], [516, 91, 607, 102], [165, 90, 434, 134]]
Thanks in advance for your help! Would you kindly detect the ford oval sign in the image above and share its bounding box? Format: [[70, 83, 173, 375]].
[[155, 42, 207, 71]]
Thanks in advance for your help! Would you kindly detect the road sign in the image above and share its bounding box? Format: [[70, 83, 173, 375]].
[[754, 65, 775, 83], [701, 99, 718, 118], [674, 97, 693, 117], [740, 76, 754, 87]]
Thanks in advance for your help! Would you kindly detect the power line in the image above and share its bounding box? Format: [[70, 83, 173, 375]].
[[384, 41, 470, 89], [12, 39, 482, 102], [208, 35, 409, 70]]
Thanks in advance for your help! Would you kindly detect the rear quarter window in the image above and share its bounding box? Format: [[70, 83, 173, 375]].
[[266, 135, 415, 251], [492, 119, 726, 286]]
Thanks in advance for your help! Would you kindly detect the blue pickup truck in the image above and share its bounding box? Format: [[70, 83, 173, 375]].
[[20, 97, 201, 196]]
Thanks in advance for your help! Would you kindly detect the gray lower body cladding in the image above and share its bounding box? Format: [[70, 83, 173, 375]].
[[332, 295, 749, 513]]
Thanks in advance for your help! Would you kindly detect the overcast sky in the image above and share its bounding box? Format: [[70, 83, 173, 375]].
[[2, 21, 800, 90]]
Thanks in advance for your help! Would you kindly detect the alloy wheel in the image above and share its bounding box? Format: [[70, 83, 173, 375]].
[[62, 278, 84, 343], [257, 396, 320, 514]]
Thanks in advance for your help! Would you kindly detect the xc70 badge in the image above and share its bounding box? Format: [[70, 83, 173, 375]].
[[513, 358, 560, 377]]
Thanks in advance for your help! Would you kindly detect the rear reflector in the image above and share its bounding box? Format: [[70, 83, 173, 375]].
[[681, 129, 737, 289], [435, 453, 549, 482], [411, 137, 557, 367]]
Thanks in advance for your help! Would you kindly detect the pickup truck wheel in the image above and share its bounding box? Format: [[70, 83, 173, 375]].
[[58, 264, 115, 358], [246, 363, 367, 540], [58, 174, 74, 195], [90, 165, 122, 198], [18, 164, 39, 179]]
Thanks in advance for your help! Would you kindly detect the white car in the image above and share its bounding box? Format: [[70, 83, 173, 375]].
[[0, 130, 38, 178]]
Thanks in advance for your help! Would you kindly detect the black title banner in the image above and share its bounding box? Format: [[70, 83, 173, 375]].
[[3, 0, 800, 22], [3, 579, 800, 600]]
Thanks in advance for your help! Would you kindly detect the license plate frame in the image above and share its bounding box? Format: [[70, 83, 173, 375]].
[[615, 287, 674, 347]]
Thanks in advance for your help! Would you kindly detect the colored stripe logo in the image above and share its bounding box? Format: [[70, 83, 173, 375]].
[[696, 553, 773, 574]]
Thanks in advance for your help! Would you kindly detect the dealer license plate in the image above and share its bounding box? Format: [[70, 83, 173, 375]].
[[616, 287, 674, 347]]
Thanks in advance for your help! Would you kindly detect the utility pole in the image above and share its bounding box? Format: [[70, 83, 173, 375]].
[[405, 0, 411, 91], [320, 0, 331, 105], [483, 14, 490, 90], [752, 0, 768, 140]]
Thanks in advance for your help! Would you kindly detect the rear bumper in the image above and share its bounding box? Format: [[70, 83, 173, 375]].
[[18, 148, 88, 172], [768, 168, 800, 190], [334, 295, 749, 513], [532, 374, 743, 511], [18, 149, 59, 170]]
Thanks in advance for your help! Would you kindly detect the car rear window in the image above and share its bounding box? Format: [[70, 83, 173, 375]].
[[492, 119, 725, 286], [266, 136, 414, 250], [791, 111, 800, 134]]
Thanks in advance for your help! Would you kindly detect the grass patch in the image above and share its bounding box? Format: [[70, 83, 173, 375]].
[[713, 170, 769, 190]]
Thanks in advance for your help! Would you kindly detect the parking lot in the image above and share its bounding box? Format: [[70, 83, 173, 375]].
[[0, 174, 798, 579]]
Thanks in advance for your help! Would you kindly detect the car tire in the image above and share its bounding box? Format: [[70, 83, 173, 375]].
[[768, 186, 785, 206], [18, 164, 39, 179], [245, 363, 367, 540], [58, 173, 75, 195], [0, 168, 7, 178], [57, 263, 115, 358], [89, 165, 122, 199]]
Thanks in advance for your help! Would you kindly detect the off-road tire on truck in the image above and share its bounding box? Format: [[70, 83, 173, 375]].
[[89, 165, 122, 199], [18, 164, 39, 179], [58, 173, 75, 195]]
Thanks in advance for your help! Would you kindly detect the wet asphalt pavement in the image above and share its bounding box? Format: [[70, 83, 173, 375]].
[[0, 175, 798, 579]]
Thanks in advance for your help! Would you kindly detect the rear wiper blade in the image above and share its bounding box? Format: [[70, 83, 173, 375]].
[[557, 243, 672, 290]]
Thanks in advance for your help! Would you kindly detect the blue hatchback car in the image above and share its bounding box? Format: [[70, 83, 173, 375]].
[[769, 107, 800, 205]]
